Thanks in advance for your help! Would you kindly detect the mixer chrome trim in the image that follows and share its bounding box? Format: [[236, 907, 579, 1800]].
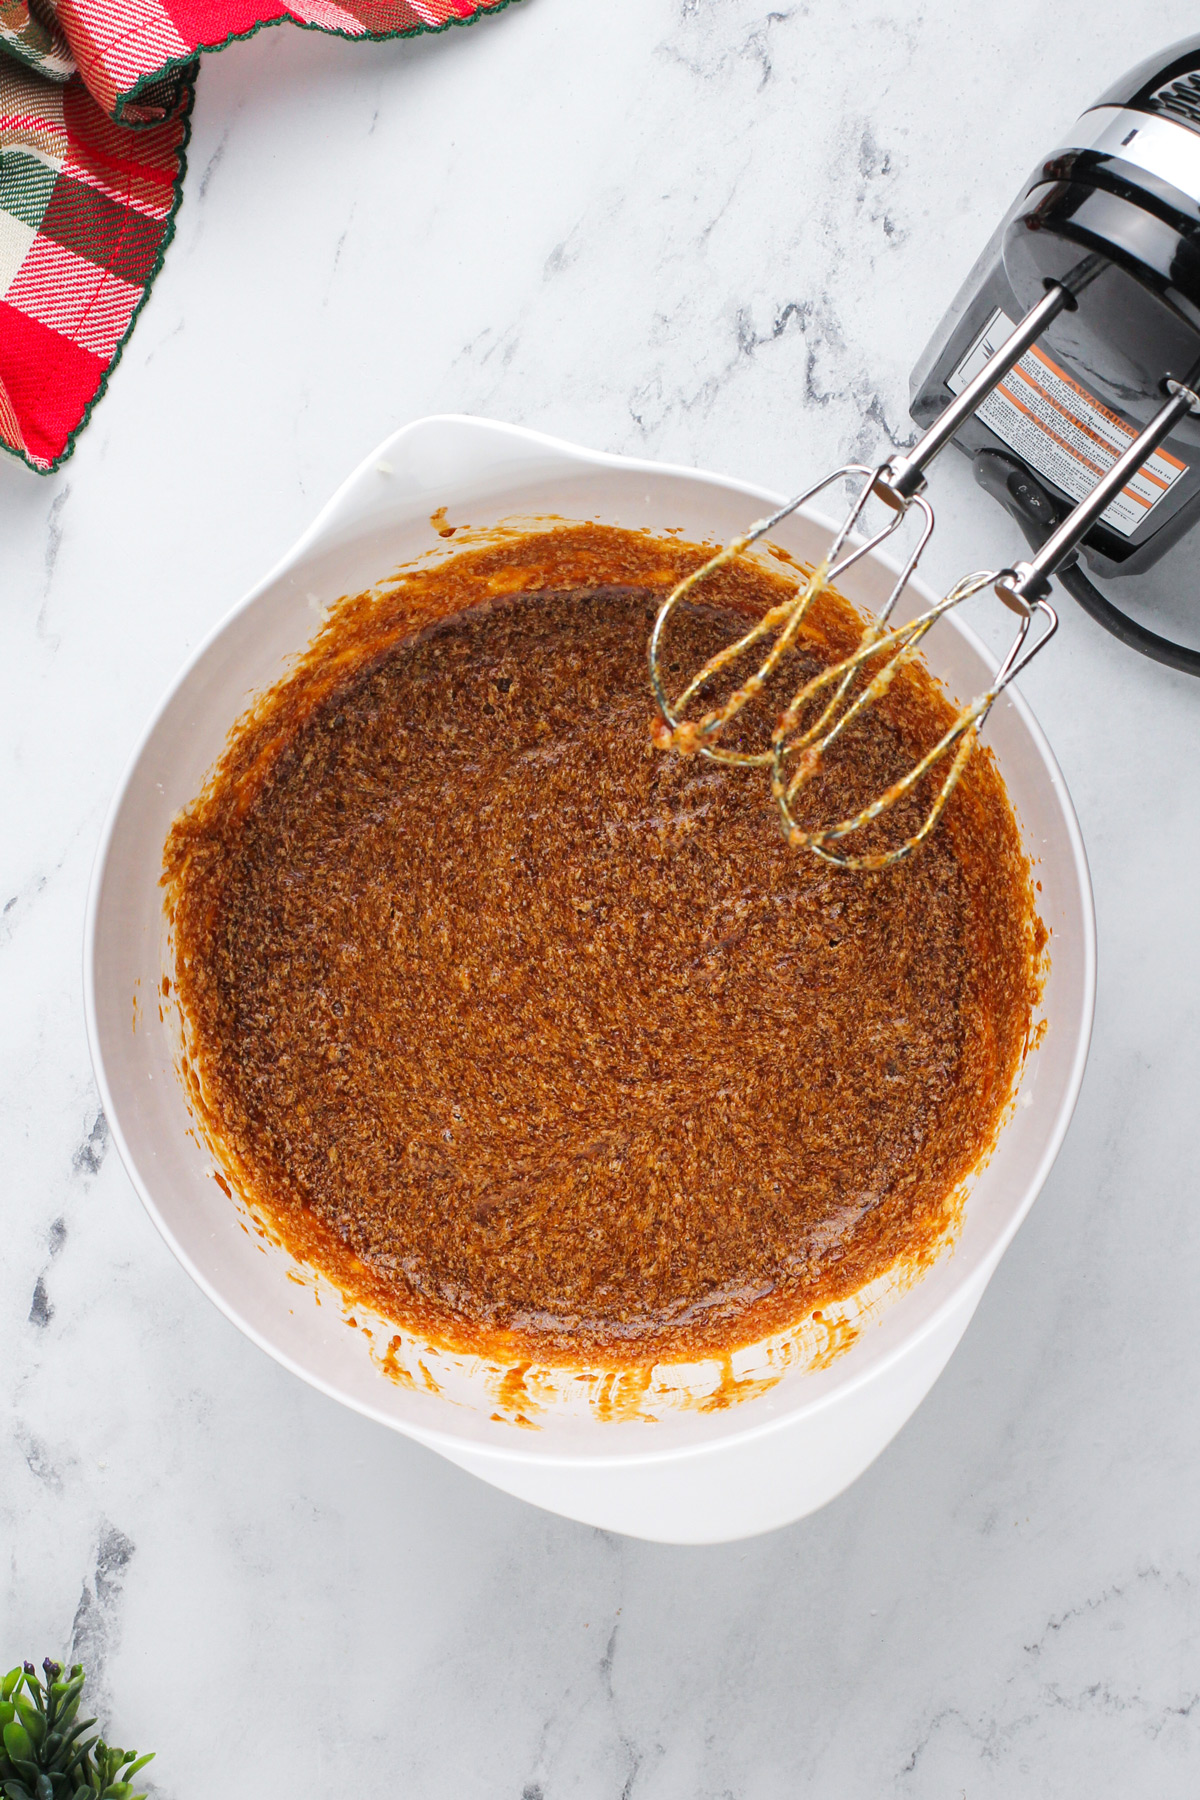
[[1166, 377, 1200, 413], [1051, 104, 1200, 204]]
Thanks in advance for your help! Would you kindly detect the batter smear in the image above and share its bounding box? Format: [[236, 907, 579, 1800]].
[[164, 526, 1042, 1364]]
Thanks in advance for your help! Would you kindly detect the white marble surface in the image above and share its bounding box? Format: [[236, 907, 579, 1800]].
[[5, 0, 1200, 1792]]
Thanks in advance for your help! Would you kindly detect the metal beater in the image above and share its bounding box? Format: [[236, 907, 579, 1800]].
[[649, 270, 1200, 870]]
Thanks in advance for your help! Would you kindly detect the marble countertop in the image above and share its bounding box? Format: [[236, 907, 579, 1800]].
[[5, 0, 1200, 1792]]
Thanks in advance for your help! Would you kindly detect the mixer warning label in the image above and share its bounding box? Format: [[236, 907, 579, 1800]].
[[949, 308, 1186, 538]]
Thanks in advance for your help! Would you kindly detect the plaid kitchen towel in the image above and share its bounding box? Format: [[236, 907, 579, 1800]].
[[0, 0, 516, 473]]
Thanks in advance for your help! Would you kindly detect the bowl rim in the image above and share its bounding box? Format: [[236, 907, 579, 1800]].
[[83, 413, 1098, 1470]]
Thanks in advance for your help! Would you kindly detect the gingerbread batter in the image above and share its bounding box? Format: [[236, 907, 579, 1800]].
[[163, 526, 1040, 1363]]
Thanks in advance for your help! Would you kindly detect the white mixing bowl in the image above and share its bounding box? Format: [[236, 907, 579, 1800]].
[[85, 416, 1096, 1543]]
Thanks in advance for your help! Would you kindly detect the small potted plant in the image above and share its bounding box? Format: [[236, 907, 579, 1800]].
[[0, 1659, 153, 1799]]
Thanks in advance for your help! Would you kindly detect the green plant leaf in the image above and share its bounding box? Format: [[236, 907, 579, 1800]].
[[10, 1706, 42, 1750], [56, 1677, 85, 1713], [2, 1723, 33, 1763], [63, 1720, 98, 1764]]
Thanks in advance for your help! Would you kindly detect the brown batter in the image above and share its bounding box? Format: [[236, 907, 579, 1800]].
[[163, 525, 1041, 1364]]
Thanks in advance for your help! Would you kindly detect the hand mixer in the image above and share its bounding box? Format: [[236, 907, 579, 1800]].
[[650, 35, 1200, 870]]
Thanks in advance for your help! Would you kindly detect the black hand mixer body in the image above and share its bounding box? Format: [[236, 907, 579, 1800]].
[[911, 37, 1200, 671]]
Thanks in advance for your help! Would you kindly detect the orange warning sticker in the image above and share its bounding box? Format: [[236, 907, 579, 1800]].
[[949, 308, 1186, 538]]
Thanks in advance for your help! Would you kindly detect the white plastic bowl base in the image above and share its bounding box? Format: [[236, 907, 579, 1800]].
[[85, 417, 1096, 1544]]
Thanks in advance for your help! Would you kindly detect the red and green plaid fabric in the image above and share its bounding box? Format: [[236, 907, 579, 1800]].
[[0, 0, 516, 472]]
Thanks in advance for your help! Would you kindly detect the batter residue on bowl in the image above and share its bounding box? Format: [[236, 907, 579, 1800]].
[[163, 525, 1043, 1364]]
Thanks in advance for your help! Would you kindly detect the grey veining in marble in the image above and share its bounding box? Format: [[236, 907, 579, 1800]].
[[4, 1, 1200, 1793]]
